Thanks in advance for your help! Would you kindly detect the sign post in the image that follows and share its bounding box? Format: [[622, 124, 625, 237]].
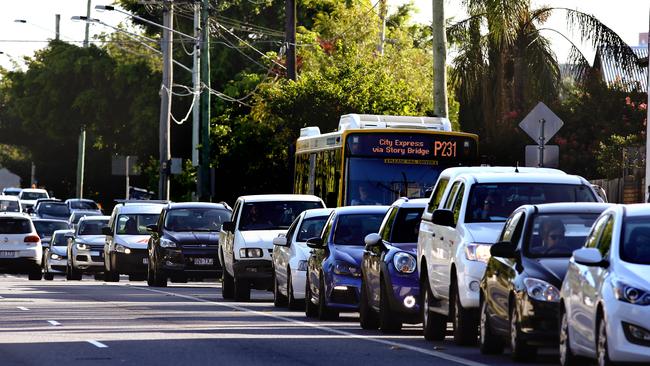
[[519, 102, 564, 167]]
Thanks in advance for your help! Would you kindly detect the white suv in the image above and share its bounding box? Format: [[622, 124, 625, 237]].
[[219, 194, 325, 301], [418, 171, 598, 345], [0, 212, 43, 280]]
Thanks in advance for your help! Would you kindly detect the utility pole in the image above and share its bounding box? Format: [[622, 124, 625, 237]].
[[377, 0, 387, 55], [55, 14, 60, 40], [159, 1, 174, 200], [432, 0, 448, 118], [192, 1, 201, 169], [125, 155, 130, 199], [83, 0, 91, 47], [285, 0, 296, 80], [199, 0, 211, 200], [76, 128, 86, 198]]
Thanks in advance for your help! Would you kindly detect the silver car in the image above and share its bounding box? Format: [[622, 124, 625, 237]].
[[66, 215, 110, 280], [43, 229, 74, 280]]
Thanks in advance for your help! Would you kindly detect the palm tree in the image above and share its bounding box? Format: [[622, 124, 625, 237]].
[[448, 0, 639, 152]]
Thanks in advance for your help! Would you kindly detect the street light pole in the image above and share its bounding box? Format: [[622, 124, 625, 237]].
[[159, 2, 174, 201], [84, 0, 92, 47], [432, 0, 448, 118]]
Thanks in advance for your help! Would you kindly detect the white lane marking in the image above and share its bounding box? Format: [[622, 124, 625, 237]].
[[87, 340, 108, 348], [136, 287, 488, 366], [17, 306, 29, 311], [48, 320, 61, 326]]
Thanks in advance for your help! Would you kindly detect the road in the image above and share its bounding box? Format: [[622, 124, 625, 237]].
[[0, 274, 559, 366]]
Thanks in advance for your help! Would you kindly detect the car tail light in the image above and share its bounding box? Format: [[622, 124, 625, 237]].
[[24, 235, 40, 244]]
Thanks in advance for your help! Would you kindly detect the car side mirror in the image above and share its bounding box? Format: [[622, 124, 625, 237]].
[[573, 248, 608, 267], [490, 241, 516, 258], [101, 226, 112, 236], [26, 207, 34, 214], [221, 221, 235, 233], [273, 235, 288, 247], [364, 233, 382, 251], [146, 224, 158, 232], [432, 209, 455, 227], [306, 237, 324, 249]]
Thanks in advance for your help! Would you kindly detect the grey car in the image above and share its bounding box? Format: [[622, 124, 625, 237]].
[[66, 216, 110, 280], [43, 229, 74, 280]]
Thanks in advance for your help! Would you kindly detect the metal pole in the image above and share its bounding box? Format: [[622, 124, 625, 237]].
[[432, 0, 448, 118], [199, 0, 211, 200], [285, 0, 296, 80], [377, 0, 386, 55], [192, 2, 201, 168], [76, 128, 86, 198], [538, 119, 546, 167], [55, 14, 60, 40], [158, 2, 173, 200], [30, 162, 36, 187], [125, 155, 130, 200], [84, 0, 91, 47]]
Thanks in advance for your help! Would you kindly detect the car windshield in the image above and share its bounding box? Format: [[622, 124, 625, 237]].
[[296, 216, 329, 242], [526, 213, 600, 257], [466, 183, 596, 223], [78, 220, 109, 235], [33, 221, 70, 238], [39, 203, 70, 216], [165, 208, 230, 232], [51, 232, 71, 246], [116, 214, 160, 235], [3, 189, 20, 196], [70, 201, 99, 210], [333, 213, 386, 245], [0, 199, 20, 212], [0, 218, 31, 234], [390, 207, 425, 243], [71, 212, 102, 224], [621, 217, 650, 265], [239, 201, 324, 231], [20, 192, 47, 200]]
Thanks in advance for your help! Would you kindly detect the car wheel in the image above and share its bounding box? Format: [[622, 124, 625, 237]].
[[147, 257, 156, 286], [148, 258, 167, 287], [359, 280, 379, 330], [68, 261, 82, 281], [103, 269, 119, 282], [28, 267, 42, 281], [234, 277, 251, 301], [287, 269, 303, 310], [305, 276, 318, 318], [510, 303, 537, 361], [479, 297, 504, 354], [560, 307, 587, 366], [379, 279, 402, 333], [222, 269, 234, 299], [422, 274, 446, 341], [43, 273, 54, 281], [273, 275, 288, 307], [318, 274, 339, 321], [451, 280, 478, 345], [597, 315, 613, 366]]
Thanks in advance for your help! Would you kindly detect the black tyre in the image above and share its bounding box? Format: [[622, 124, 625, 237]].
[[43, 273, 54, 281], [148, 259, 167, 287], [305, 277, 318, 318], [597, 316, 613, 366], [234, 277, 251, 301], [287, 270, 303, 310], [103, 269, 119, 282], [422, 275, 447, 341], [479, 298, 504, 354], [451, 282, 478, 345], [67, 262, 82, 281], [379, 280, 402, 333], [359, 281, 379, 330], [317, 275, 339, 320], [510, 304, 537, 361], [28, 268, 42, 281], [147, 258, 156, 286], [222, 269, 234, 299], [559, 308, 588, 366], [273, 275, 288, 307]]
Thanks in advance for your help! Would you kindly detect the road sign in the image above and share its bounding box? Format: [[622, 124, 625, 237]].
[[525, 145, 559, 168], [170, 158, 183, 175], [111, 156, 140, 176], [519, 102, 564, 143]]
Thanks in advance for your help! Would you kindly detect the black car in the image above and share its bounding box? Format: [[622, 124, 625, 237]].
[[32, 218, 71, 249], [34, 202, 71, 221], [479, 202, 611, 361], [147, 202, 232, 287]]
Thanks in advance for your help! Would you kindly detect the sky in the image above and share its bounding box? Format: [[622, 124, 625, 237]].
[[0, 0, 648, 70]]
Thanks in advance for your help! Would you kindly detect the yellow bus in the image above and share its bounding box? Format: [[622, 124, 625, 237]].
[[294, 114, 479, 207]]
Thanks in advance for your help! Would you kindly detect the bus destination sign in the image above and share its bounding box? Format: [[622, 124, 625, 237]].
[[345, 133, 477, 162]]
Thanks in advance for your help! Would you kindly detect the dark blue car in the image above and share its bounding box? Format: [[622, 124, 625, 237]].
[[305, 205, 389, 320], [359, 198, 426, 332]]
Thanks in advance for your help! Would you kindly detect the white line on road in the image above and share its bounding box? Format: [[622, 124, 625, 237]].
[[135, 287, 488, 366], [47, 320, 61, 326], [17, 306, 29, 311], [87, 340, 108, 348]]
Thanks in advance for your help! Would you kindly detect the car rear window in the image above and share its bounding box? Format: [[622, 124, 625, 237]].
[[0, 218, 32, 234], [70, 201, 99, 210], [21, 192, 48, 200], [333, 213, 385, 245]]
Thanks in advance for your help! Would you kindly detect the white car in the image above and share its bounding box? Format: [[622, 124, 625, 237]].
[[0, 212, 43, 280], [418, 170, 599, 345], [104, 202, 164, 282], [43, 229, 73, 280], [272, 208, 333, 309], [67, 216, 110, 280], [219, 194, 325, 301], [0, 195, 22, 213], [18, 188, 49, 212], [559, 204, 650, 366]]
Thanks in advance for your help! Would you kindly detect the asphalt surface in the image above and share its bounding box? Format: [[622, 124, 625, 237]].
[[0, 274, 559, 366]]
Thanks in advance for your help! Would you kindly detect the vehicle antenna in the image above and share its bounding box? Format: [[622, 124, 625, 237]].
[[515, 161, 520, 173]]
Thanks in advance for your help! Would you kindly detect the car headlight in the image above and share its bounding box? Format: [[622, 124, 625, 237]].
[[50, 253, 61, 260], [465, 243, 492, 263], [393, 252, 416, 274], [160, 238, 177, 248], [333, 261, 361, 277], [76, 242, 89, 250], [239, 248, 263, 258], [115, 244, 131, 254], [524, 278, 560, 302], [613, 281, 650, 306], [297, 260, 308, 271]]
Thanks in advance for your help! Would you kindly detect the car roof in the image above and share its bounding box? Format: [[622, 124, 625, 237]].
[[0, 195, 19, 201], [32, 218, 69, 223], [302, 208, 335, 219], [618, 203, 650, 217], [3, 187, 22, 191], [520, 202, 613, 215], [456, 172, 589, 185], [115, 203, 165, 214], [166, 202, 231, 210], [78, 215, 110, 222], [20, 188, 48, 193], [238, 194, 324, 203], [52, 229, 74, 235], [391, 197, 428, 208], [333, 205, 390, 215], [439, 166, 565, 179]]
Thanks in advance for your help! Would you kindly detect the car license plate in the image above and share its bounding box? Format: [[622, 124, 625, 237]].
[[0, 251, 16, 258], [194, 258, 213, 266], [90, 251, 100, 256], [142, 258, 149, 265]]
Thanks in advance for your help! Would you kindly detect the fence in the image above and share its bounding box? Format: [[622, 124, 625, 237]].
[[591, 176, 644, 203]]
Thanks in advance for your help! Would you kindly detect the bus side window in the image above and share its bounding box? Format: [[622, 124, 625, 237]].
[[427, 178, 449, 213]]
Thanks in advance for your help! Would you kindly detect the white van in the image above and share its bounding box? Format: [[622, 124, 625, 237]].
[[219, 194, 325, 301]]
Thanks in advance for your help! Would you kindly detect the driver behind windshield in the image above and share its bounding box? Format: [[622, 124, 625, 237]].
[[541, 218, 566, 252]]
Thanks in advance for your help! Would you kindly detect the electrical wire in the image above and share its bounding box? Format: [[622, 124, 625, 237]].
[[211, 21, 286, 70]]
